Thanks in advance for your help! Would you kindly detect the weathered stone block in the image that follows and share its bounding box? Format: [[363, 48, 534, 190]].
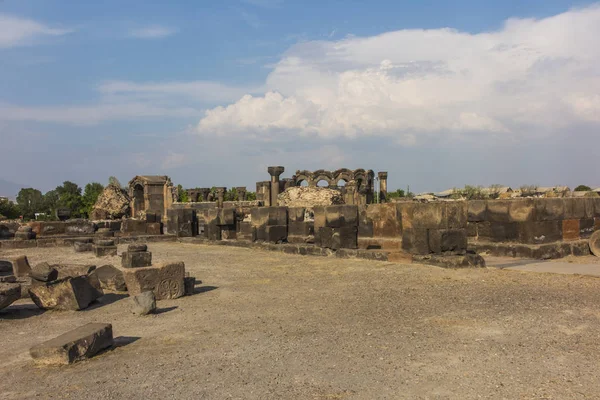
[[413, 253, 485, 268], [564, 198, 594, 220], [121, 219, 148, 235], [571, 241, 591, 257], [0, 255, 31, 277], [89, 264, 126, 291], [122, 261, 185, 300], [486, 200, 510, 223], [184, 276, 196, 295], [580, 218, 595, 238], [332, 226, 358, 250], [467, 222, 478, 237], [316, 227, 334, 249], [267, 207, 288, 226], [402, 228, 430, 255], [266, 225, 287, 243], [121, 251, 152, 268], [30, 323, 113, 365], [589, 230, 600, 257], [532, 242, 571, 260], [288, 221, 314, 237], [30, 262, 58, 282], [467, 200, 487, 222], [489, 222, 519, 242], [55, 264, 97, 279], [95, 239, 115, 246], [508, 199, 535, 222], [29, 221, 65, 236], [218, 208, 235, 226], [0, 283, 21, 310], [429, 229, 467, 254], [29, 276, 103, 310], [146, 222, 162, 235], [93, 245, 117, 257], [410, 202, 445, 229], [288, 207, 306, 223], [221, 226, 237, 240], [365, 203, 401, 237], [130, 291, 156, 315], [518, 221, 563, 244], [444, 201, 468, 228], [64, 219, 95, 235], [74, 242, 93, 252], [562, 219, 580, 241], [95, 228, 114, 237], [128, 244, 148, 252], [534, 198, 565, 221]]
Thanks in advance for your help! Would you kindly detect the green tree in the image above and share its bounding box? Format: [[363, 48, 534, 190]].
[[81, 182, 104, 217], [43, 190, 59, 217], [177, 184, 189, 202], [0, 198, 21, 219], [56, 181, 83, 217], [16, 188, 44, 219], [575, 185, 592, 192], [246, 191, 257, 201], [387, 189, 406, 200]]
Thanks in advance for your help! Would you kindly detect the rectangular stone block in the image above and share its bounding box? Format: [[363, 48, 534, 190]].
[[29, 276, 103, 310], [401, 228, 430, 255], [429, 229, 467, 254], [288, 221, 314, 237], [508, 199, 535, 222], [534, 198, 565, 221], [29, 221, 66, 236], [266, 225, 287, 243], [562, 219, 580, 241], [467, 222, 478, 238], [218, 208, 235, 226], [221, 226, 237, 240], [30, 323, 113, 365], [93, 245, 117, 257], [486, 200, 510, 223], [0, 255, 31, 277], [489, 222, 518, 242], [316, 227, 334, 249], [74, 242, 93, 252], [267, 207, 288, 226], [444, 201, 467, 228], [146, 222, 162, 235], [313, 206, 326, 233], [467, 200, 487, 222], [365, 203, 401, 237], [357, 205, 374, 238], [250, 207, 270, 227], [288, 207, 306, 223], [518, 221, 563, 244], [580, 218, 595, 238], [64, 219, 95, 235], [564, 198, 594, 220], [89, 265, 126, 291], [55, 264, 96, 279], [409, 202, 444, 229], [122, 262, 185, 300], [121, 251, 152, 268], [121, 219, 148, 235], [333, 226, 358, 250]]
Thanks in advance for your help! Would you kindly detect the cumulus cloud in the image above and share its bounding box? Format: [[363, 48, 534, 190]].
[[0, 13, 72, 48], [128, 25, 177, 39], [197, 5, 600, 143]]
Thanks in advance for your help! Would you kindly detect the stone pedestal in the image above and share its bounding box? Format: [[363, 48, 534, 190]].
[[267, 166, 285, 207], [235, 187, 247, 201], [215, 187, 226, 208], [378, 172, 388, 203]]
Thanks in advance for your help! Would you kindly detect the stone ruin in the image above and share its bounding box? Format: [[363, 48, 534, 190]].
[[90, 184, 131, 220]]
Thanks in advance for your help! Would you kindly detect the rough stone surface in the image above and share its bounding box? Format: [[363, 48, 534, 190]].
[[184, 276, 196, 295], [28, 276, 103, 310], [121, 251, 152, 268], [30, 262, 58, 282], [74, 242, 93, 252], [0, 283, 21, 310], [89, 265, 126, 291], [590, 230, 600, 257], [90, 184, 131, 220], [55, 264, 97, 279], [0, 255, 31, 277], [278, 187, 344, 208], [122, 261, 185, 300], [30, 323, 113, 365], [128, 244, 148, 253], [93, 245, 117, 257], [130, 291, 156, 315]]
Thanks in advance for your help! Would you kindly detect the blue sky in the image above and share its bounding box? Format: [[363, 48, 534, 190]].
[[1, 0, 599, 195]]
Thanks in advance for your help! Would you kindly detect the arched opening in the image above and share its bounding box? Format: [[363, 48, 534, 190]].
[[297, 180, 309, 187], [133, 184, 144, 215], [317, 180, 329, 188], [337, 179, 347, 187]]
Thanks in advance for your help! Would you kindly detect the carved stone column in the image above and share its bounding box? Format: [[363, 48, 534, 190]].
[[215, 187, 227, 208], [267, 166, 285, 207], [235, 186, 247, 201], [378, 172, 388, 203]]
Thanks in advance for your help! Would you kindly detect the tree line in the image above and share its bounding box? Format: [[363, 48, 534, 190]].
[[0, 181, 104, 221]]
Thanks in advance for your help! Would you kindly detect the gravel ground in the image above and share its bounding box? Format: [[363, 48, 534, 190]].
[[1, 242, 600, 399]]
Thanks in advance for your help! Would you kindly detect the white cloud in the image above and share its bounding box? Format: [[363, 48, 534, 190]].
[[0, 13, 72, 48], [197, 5, 600, 143], [128, 25, 177, 39]]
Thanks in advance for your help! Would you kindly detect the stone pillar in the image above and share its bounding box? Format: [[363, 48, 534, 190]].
[[256, 181, 271, 206], [235, 187, 247, 201], [267, 166, 285, 207], [378, 172, 388, 203], [215, 187, 226, 208], [345, 181, 356, 205], [199, 188, 211, 202]]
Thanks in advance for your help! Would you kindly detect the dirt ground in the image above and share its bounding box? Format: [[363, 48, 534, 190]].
[[1, 242, 600, 400]]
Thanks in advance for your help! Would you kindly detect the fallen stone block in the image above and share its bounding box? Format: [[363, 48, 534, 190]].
[[0, 256, 32, 277], [30, 262, 58, 282], [122, 262, 185, 300], [590, 230, 600, 257], [93, 245, 118, 257], [95, 239, 115, 246], [146, 222, 162, 235], [0, 283, 21, 310], [413, 253, 486, 268], [29, 276, 103, 311], [74, 242, 93, 252], [121, 251, 152, 268], [55, 264, 96, 279], [130, 291, 156, 315], [30, 323, 113, 365], [89, 265, 126, 291], [95, 228, 114, 237]]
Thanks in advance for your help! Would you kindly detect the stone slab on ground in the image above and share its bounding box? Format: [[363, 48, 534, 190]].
[[486, 256, 600, 277], [93, 245, 117, 257], [0, 283, 21, 310], [29, 323, 113, 365], [0, 255, 31, 277], [28, 276, 103, 311], [30, 262, 58, 282], [121, 251, 152, 268], [122, 262, 185, 300]]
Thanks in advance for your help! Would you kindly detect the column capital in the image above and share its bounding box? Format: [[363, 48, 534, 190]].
[[378, 171, 388, 180], [267, 166, 285, 178]]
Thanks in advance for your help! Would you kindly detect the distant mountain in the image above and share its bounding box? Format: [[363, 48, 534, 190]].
[[0, 179, 28, 200]]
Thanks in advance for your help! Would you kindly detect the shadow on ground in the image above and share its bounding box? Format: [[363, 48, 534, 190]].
[[0, 303, 45, 320]]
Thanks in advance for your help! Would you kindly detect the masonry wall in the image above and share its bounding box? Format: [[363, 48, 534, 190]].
[[468, 198, 600, 244]]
